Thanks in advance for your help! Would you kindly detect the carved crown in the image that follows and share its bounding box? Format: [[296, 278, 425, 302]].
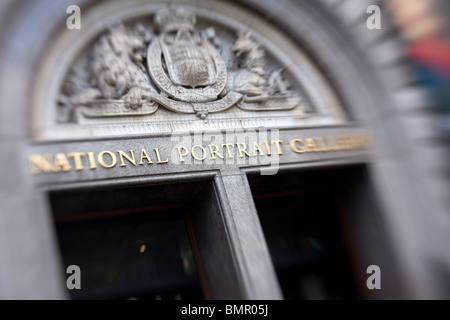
[[154, 7, 197, 33]]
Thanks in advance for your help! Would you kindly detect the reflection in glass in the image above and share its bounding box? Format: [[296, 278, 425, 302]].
[[56, 207, 203, 300], [254, 191, 357, 300]]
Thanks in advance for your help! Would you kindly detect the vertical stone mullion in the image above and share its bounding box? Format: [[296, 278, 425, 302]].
[[214, 168, 282, 299]]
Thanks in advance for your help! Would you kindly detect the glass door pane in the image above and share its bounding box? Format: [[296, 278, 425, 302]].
[[248, 169, 360, 300], [51, 188, 205, 300]]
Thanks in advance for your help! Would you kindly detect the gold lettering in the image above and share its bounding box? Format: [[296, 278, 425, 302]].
[[263, 141, 272, 156], [349, 135, 357, 149], [208, 144, 224, 159], [222, 143, 234, 158], [176, 146, 189, 162], [87, 152, 97, 169], [53, 153, 72, 172], [252, 142, 265, 156], [305, 138, 318, 152], [351, 136, 356, 148], [271, 140, 284, 155], [191, 145, 207, 161], [236, 143, 251, 157], [338, 135, 350, 150], [139, 149, 153, 165], [98, 151, 117, 168], [314, 138, 328, 151], [154, 148, 169, 163], [290, 139, 306, 153], [68, 152, 85, 171], [354, 135, 367, 149], [118, 150, 136, 167], [350, 135, 360, 149], [326, 136, 339, 151], [351, 135, 361, 149], [29, 154, 54, 174]]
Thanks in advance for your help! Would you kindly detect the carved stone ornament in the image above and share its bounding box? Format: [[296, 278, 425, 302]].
[[58, 6, 303, 121]]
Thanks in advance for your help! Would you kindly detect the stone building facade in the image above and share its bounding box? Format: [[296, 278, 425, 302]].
[[0, 0, 448, 299]]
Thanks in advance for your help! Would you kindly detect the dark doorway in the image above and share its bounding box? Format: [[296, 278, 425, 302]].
[[49, 181, 211, 300], [248, 166, 368, 299], [49, 178, 246, 300], [252, 189, 357, 299]]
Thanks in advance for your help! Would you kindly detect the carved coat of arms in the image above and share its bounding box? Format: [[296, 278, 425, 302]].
[[59, 6, 302, 121]]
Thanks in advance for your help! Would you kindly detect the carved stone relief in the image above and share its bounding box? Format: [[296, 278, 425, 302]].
[[58, 6, 303, 122]]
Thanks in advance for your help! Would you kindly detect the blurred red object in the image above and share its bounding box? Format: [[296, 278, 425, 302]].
[[408, 36, 450, 75]]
